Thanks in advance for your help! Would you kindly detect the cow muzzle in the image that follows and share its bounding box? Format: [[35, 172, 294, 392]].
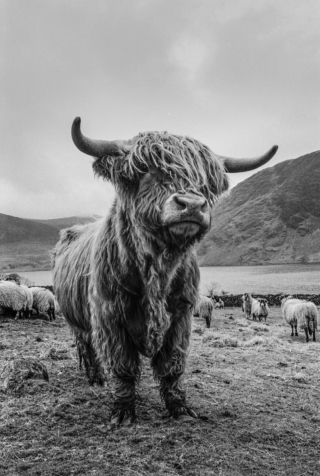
[[162, 193, 210, 235]]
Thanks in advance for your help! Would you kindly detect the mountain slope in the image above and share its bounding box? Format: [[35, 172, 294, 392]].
[[0, 214, 96, 272], [197, 151, 320, 265], [31, 215, 100, 230], [0, 214, 58, 246]]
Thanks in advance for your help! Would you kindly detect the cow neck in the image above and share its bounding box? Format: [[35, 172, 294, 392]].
[[127, 218, 189, 355]]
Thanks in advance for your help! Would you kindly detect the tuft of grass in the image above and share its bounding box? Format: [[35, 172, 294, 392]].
[[242, 336, 265, 346], [235, 318, 249, 327], [250, 323, 269, 332], [203, 333, 238, 347]]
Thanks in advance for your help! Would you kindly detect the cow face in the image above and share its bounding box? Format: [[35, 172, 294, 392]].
[[92, 132, 229, 247], [71, 118, 278, 247]]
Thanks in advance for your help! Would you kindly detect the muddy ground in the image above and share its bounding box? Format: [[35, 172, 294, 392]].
[[0, 307, 319, 476]]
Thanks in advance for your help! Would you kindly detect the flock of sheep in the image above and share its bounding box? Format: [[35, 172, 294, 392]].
[[0, 279, 55, 321], [196, 292, 318, 342], [0, 277, 318, 344]]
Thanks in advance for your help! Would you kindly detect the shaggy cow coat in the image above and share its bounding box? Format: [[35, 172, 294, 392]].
[[53, 119, 277, 424]]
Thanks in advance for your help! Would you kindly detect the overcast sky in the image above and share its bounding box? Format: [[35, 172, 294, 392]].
[[1, 0, 319, 219]]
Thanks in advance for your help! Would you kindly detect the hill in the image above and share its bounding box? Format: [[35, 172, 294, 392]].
[[0, 214, 97, 272], [31, 215, 100, 230], [197, 151, 320, 265]]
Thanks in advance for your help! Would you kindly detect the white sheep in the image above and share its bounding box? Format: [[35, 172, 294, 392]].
[[21, 285, 33, 318], [30, 287, 55, 321], [198, 295, 214, 328], [213, 297, 224, 309], [281, 296, 318, 342], [0, 281, 27, 318], [242, 293, 252, 319], [252, 298, 269, 322]]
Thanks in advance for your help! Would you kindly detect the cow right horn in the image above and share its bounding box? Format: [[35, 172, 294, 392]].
[[222, 145, 278, 173], [71, 117, 132, 157]]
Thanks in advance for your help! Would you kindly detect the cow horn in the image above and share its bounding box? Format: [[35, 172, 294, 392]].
[[222, 145, 278, 173], [71, 117, 132, 157]]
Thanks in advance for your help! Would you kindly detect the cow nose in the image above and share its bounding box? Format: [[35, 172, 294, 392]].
[[173, 194, 208, 214]]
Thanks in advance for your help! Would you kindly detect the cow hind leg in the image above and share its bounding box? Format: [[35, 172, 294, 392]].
[[151, 322, 197, 420], [75, 331, 105, 386]]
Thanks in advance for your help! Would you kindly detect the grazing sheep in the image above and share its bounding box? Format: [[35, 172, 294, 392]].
[[252, 298, 269, 322], [21, 285, 33, 318], [0, 281, 27, 318], [30, 287, 55, 321], [241, 294, 245, 312], [198, 295, 214, 328], [243, 293, 252, 319], [213, 297, 224, 309], [281, 296, 318, 342]]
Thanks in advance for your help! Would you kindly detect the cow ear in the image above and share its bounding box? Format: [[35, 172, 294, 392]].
[[92, 155, 130, 183]]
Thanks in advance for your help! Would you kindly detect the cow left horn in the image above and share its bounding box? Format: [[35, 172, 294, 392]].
[[222, 145, 278, 173], [71, 117, 132, 157]]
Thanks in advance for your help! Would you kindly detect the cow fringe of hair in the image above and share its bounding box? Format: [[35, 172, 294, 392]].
[[94, 132, 229, 204]]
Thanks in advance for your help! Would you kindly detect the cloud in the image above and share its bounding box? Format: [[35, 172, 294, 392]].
[[168, 34, 212, 84]]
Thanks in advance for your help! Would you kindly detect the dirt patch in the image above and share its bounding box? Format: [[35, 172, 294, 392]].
[[1, 307, 320, 475]]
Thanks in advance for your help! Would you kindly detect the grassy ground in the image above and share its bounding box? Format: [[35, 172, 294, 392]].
[[0, 307, 319, 475]]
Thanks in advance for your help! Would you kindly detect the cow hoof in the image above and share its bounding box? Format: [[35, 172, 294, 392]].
[[110, 409, 135, 426], [169, 406, 198, 420], [89, 376, 105, 387]]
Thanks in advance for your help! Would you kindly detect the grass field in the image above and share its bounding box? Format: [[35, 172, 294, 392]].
[[1, 306, 319, 475]]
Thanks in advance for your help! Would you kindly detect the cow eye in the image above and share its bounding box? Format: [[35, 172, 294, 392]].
[[139, 173, 154, 195]]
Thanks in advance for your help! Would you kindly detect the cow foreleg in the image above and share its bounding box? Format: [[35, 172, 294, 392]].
[[151, 319, 197, 419], [76, 331, 105, 386], [108, 331, 140, 425]]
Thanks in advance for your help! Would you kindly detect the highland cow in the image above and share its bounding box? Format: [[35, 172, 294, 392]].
[[52, 117, 277, 425]]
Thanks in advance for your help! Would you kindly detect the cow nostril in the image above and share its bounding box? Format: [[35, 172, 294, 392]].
[[173, 195, 188, 210]]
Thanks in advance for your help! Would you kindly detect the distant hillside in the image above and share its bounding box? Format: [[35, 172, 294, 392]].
[[0, 214, 97, 272], [197, 151, 320, 265], [31, 215, 100, 230], [0, 213, 58, 246]]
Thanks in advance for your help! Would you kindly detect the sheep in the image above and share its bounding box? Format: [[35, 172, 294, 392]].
[[198, 295, 214, 328], [243, 293, 252, 319], [21, 285, 33, 318], [213, 297, 224, 309], [241, 294, 245, 312], [251, 298, 269, 322], [281, 296, 318, 342], [0, 281, 27, 318], [30, 287, 55, 321]]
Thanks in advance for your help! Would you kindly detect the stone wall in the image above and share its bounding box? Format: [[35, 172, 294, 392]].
[[211, 294, 320, 307]]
